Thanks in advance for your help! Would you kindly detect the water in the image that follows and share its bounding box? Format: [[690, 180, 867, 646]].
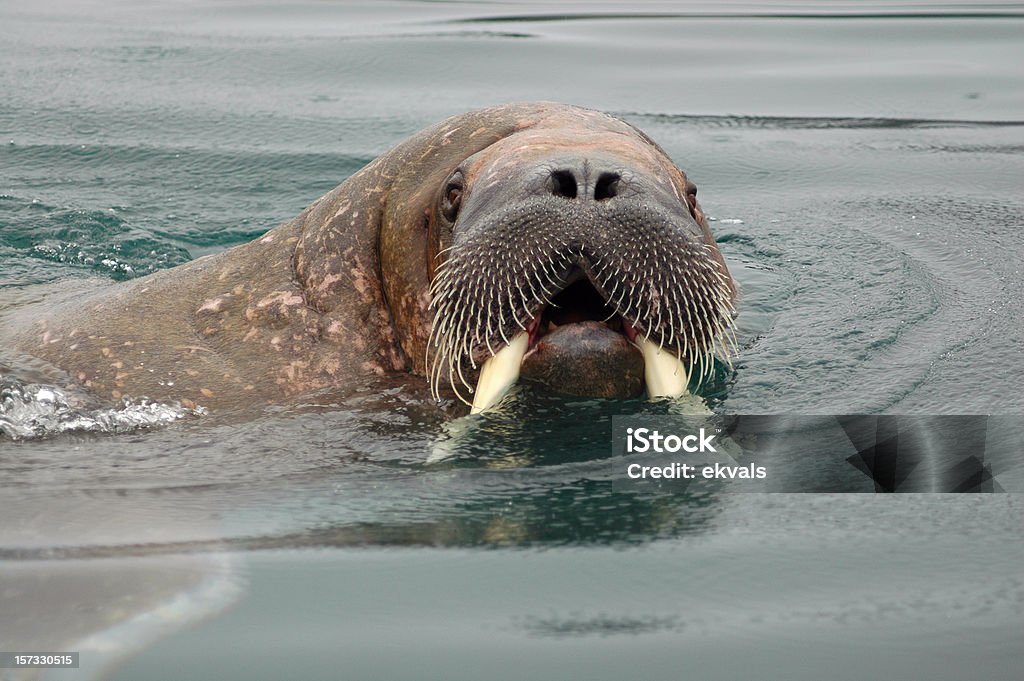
[[2, 2, 1023, 679]]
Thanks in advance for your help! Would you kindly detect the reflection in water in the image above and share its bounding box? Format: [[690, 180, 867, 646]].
[[0, 393, 731, 679], [1, 555, 240, 681], [3, 379, 1022, 677], [0, 487, 241, 681]]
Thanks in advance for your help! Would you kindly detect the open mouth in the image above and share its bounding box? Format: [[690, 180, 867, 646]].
[[470, 267, 697, 413], [525, 272, 636, 352]]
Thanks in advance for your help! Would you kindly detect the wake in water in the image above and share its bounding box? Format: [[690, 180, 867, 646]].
[[0, 375, 201, 440]]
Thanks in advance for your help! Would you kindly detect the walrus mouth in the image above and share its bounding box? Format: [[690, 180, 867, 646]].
[[465, 264, 726, 413], [427, 212, 737, 413]]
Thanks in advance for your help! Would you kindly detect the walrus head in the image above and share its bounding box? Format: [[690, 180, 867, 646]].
[[414, 107, 737, 412]]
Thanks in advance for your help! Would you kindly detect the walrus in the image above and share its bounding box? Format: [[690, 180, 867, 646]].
[[0, 102, 737, 415]]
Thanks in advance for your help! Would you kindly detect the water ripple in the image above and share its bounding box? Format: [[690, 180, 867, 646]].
[[625, 112, 1024, 130]]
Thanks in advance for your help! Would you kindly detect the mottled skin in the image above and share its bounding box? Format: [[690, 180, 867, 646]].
[[1, 102, 729, 412]]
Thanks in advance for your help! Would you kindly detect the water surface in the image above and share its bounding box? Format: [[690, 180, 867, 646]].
[[1, 2, 1023, 679]]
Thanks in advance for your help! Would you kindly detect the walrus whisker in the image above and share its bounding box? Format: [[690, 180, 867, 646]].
[[685, 300, 699, 361], [534, 272, 556, 298], [514, 283, 531, 320], [454, 350, 472, 395], [715, 331, 733, 370], [672, 296, 686, 349], [482, 313, 496, 358], [503, 272, 527, 331], [496, 311, 510, 346], [434, 244, 457, 259]]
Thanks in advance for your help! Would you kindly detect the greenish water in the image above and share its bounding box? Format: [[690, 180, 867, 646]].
[[1, 2, 1023, 680]]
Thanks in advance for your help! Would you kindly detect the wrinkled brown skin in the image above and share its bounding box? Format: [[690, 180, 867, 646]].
[[1, 102, 731, 412]]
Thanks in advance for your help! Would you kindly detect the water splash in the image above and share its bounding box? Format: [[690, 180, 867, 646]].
[[0, 375, 201, 440]]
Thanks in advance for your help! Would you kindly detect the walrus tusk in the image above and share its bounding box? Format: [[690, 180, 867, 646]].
[[470, 331, 529, 414], [638, 337, 690, 398], [470, 332, 693, 413]]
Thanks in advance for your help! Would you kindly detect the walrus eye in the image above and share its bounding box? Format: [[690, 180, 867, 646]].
[[441, 172, 464, 222], [685, 181, 699, 218]]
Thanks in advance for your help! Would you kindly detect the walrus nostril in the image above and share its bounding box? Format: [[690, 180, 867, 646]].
[[549, 170, 578, 199], [594, 172, 621, 201]]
